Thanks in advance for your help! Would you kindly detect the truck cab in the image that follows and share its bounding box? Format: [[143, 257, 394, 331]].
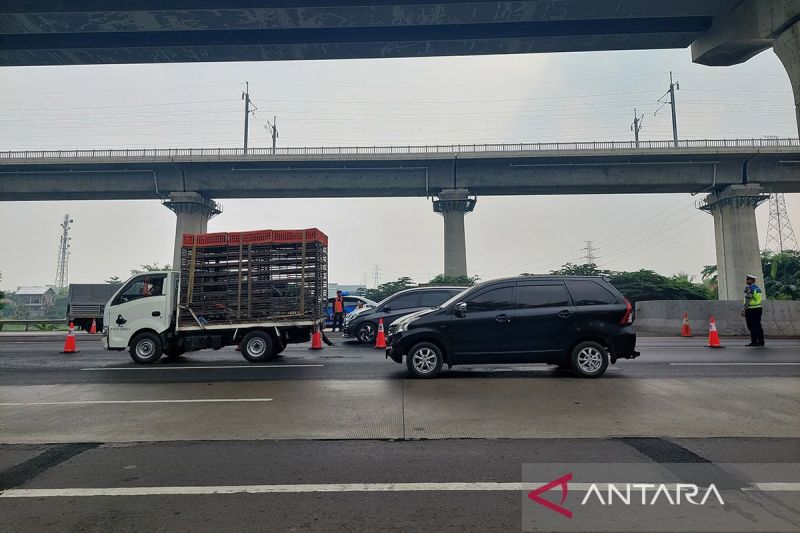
[[103, 271, 174, 352]]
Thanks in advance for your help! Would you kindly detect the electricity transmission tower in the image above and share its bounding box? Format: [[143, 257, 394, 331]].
[[54, 214, 73, 290], [582, 241, 598, 265], [764, 193, 799, 252]]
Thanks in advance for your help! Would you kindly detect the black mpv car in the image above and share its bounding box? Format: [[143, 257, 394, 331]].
[[385, 276, 638, 378], [343, 286, 465, 344]]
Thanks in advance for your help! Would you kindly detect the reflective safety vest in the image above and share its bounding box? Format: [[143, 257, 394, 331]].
[[334, 297, 344, 313], [743, 284, 763, 309]]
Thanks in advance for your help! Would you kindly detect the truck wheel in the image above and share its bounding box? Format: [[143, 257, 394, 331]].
[[570, 341, 609, 378], [241, 331, 275, 362], [130, 332, 163, 364], [406, 342, 444, 379]]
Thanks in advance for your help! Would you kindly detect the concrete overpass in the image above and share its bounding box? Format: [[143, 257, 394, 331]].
[[2, 1, 799, 132], [2, 138, 799, 297]]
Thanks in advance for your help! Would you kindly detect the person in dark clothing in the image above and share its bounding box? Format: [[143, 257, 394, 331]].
[[741, 274, 765, 347]]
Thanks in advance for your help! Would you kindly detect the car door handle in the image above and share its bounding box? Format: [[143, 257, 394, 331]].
[[152, 311, 161, 317], [557, 310, 573, 319], [495, 314, 512, 323]]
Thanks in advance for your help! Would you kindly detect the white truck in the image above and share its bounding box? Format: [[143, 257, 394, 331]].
[[102, 228, 328, 364]]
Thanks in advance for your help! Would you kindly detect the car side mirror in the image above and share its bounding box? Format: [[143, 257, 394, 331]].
[[454, 302, 467, 317]]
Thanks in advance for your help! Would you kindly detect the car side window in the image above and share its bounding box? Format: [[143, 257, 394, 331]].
[[517, 284, 570, 308], [114, 274, 166, 305], [565, 280, 617, 306], [387, 293, 420, 310], [467, 286, 514, 312], [419, 291, 450, 307]]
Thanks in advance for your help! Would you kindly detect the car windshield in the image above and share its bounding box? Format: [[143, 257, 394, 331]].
[[436, 287, 472, 309]]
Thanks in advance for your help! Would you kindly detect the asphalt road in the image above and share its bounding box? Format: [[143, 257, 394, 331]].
[[1, 334, 798, 531], [1, 334, 799, 385]]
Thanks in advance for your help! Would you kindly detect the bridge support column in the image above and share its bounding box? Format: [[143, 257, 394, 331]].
[[433, 189, 476, 277], [774, 19, 800, 137], [163, 192, 221, 268], [699, 184, 769, 300]]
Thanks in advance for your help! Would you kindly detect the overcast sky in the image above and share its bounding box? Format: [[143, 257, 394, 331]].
[[0, 47, 797, 290]]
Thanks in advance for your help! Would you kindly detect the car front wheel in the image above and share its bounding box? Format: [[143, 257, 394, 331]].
[[356, 322, 377, 344], [406, 342, 444, 378], [570, 341, 609, 378]]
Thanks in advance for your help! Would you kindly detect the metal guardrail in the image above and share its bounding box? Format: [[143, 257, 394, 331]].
[[0, 319, 67, 331], [0, 138, 797, 161]]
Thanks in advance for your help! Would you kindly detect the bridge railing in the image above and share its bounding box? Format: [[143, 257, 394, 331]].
[[1, 138, 797, 161]]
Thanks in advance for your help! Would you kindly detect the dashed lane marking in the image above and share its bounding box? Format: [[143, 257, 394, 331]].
[[81, 364, 324, 371], [0, 398, 273, 406]]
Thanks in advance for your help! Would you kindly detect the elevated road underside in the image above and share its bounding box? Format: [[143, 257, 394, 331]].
[[0, 1, 741, 66]]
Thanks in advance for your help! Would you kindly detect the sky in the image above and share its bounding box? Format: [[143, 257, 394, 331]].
[[0, 47, 798, 290]]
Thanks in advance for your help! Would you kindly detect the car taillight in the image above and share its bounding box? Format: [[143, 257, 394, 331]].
[[620, 299, 633, 325]]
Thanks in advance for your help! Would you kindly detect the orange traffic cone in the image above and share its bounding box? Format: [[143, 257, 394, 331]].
[[62, 322, 79, 353], [309, 326, 324, 350], [89, 318, 98, 334], [707, 316, 723, 348], [680, 312, 692, 337], [374, 318, 386, 349]]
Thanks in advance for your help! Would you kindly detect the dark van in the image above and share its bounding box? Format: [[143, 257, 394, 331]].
[[385, 276, 639, 378]]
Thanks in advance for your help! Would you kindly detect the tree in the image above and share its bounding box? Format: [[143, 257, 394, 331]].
[[0, 271, 4, 311], [608, 270, 711, 304], [547, 263, 711, 304], [105, 276, 122, 285], [427, 274, 480, 287], [762, 250, 800, 300], [549, 263, 606, 276], [364, 277, 416, 302], [131, 263, 171, 275]]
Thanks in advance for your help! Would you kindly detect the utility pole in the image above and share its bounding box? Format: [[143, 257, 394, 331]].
[[582, 241, 598, 265], [631, 108, 645, 148], [54, 214, 73, 290], [265, 115, 278, 154], [242, 82, 250, 153], [656, 72, 680, 147], [241, 82, 257, 154]]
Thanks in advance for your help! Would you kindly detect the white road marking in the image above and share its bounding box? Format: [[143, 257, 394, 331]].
[[81, 364, 323, 371], [670, 362, 800, 366], [0, 398, 273, 406], [1, 482, 797, 498]]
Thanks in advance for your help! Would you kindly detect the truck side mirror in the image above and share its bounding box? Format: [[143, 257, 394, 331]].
[[454, 302, 467, 317]]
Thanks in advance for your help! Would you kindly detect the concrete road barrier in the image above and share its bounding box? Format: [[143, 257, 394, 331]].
[[635, 300, 800, 337]]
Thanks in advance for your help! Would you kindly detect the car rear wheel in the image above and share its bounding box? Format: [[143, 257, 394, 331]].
[[241, 331, 275, 362], [570, 341, 609, 378], [129, 332, 162, 364], [356, 322, 377, 344], [406, 342, 444, 378]]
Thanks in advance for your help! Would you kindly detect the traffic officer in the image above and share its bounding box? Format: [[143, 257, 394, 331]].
[[741, 274, 765, 347], [332, 290, 346, 332]]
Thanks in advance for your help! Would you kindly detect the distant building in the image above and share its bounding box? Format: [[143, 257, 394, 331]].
[[13, 286, 56, 313], [328, 283, 367, 299]]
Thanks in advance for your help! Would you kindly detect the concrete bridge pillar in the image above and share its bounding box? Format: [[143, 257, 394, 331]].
[[774, 19, 800, 137], [163, 192, 221, 268], [699, 184, 769, 301], [433, 188, 476, 277]]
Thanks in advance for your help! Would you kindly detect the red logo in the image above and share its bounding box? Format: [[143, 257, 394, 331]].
[[528, 473, 573, 518]]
